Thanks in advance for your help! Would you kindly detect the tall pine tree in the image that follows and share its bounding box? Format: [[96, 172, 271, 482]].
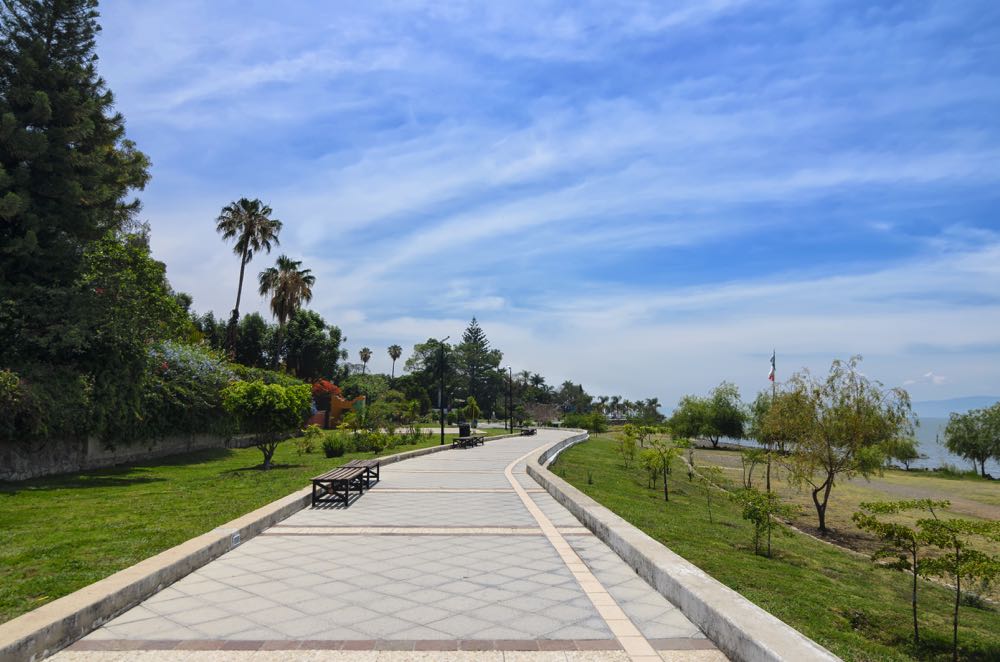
[[0, 0, 150, 363], [456, 318, 503, 413]]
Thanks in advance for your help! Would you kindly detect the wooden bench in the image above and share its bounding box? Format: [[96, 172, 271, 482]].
[[311, 466, 367, 507], [452, 435, 485, 448], [343, 458, 380, 487], [519, 427, 537, 436]]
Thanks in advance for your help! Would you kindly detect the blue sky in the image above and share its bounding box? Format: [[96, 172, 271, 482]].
[[95, 0, 1000, 407]]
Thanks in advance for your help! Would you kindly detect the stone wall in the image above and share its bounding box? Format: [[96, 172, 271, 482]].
[[0, 433, 255, 482]]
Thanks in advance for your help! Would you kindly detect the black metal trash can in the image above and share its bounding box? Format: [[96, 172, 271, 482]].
[[458, 423, 471, 437]]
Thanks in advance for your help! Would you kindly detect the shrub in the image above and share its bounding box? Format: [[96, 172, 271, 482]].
[[323, 436, 346, 458], [296, 424, 324, 455], [221, 380, 311, 470], [563, 411, 609, 433], [0, 366, 91, 449], [639, 448, 663, 487], [142, 341, 235, 440]]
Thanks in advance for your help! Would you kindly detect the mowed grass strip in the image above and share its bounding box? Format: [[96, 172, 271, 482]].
[[0, 432, 458, 624], [552, 434, 999, 662]]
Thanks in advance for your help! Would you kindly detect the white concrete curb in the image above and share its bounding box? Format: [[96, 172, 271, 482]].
[[0, 438, 508, 662], [526, 433, 841, 662]]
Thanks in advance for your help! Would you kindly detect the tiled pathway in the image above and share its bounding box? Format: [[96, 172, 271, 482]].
[[56, 430, 726, 661]]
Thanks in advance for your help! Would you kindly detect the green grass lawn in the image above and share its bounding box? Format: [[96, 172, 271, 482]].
[[0, 432, 459, 624], [552, 435, 999, 662]]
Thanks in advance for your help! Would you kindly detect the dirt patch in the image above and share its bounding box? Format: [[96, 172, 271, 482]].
[[848, 475, 1000, 521]]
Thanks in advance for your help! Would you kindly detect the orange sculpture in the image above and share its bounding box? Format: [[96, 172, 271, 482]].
[[312, 380, 366, 428]]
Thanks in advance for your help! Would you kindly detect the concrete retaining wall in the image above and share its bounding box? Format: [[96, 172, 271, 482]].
[[0, 438, 496, 662], [0, 433, 256, 482], [527, 434, 841, 662]]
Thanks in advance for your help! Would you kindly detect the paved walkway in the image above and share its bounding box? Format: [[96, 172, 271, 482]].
[[56, 430, 726, 661]]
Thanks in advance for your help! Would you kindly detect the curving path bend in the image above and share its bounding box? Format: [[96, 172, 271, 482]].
[[55, 429, 727, 661]]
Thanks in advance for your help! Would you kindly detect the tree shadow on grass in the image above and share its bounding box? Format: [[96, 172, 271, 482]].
[[218, 463, 307, 475], [0, 449, 237, 495], [1, 469, 167, 495]]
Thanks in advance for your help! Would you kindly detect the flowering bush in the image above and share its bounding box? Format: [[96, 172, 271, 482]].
[[140, 341, 236, 439], [312, 380, 342, 398]]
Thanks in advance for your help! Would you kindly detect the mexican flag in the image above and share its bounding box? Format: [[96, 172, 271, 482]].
[[768, 351, 775, 382]]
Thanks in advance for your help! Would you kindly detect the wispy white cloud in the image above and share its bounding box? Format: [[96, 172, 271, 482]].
[[96, 0, 1000, 406]]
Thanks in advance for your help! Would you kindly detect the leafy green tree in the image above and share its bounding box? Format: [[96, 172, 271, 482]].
[[283, 310, 344, 380], [557, 380, 594, 414], [648, 438, 686, 502], [919, 517, 1000, 661], [772, 356, 913, 534], [387, 344, 402, 379], [852, 499, 950, 646], [193, 311, 228, 351], [234, 312, 270, 368], [882, 436, 924, 471], [639, 448, 662, 487], [731, 487, 796, 557], [670, 383, 746, 448], [617, 434, 638, 469], [220, 380, 311, 470], [341, 373, 389, 404], [464, 396, 481, 423], [215, 198, 281, 349], [79, 230, 190, 442], [740, 447, 768, 489], [622, 423, 657, 448], [257, 255, 313, 327], [358, 347, 372, 375], [943, 406, 1000, 477], [404, 338, 458, 410]]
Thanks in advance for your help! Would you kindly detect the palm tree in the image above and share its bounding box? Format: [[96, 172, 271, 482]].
[[215, 198, 282, 350], [257, 255, 315, 326], [388, 344, 402, 379], [359, 347, 372, 375], [610, 395, 622, 418]]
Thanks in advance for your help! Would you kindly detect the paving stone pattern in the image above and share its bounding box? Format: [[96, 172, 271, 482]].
[[61, 431, 724, 661]]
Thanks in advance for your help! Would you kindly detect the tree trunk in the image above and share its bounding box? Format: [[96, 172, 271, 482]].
[[811, 476, 833, 534], [234, 248, 248, 315], [662, 465, 669, 501], [391, 360, 396, 380], [259, 444, 274, 470], [226, 249, 249, 353], [710, 436, 719, 448], [980, 459, 986, 478], [953, 547, 961, 662], [911, 546, 919, 645]]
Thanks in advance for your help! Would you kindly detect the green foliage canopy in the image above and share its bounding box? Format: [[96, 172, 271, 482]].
[[221, 380, 311, 469], [943, 404, 1000, 477]]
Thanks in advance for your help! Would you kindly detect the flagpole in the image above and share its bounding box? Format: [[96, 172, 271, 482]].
[[767, 349, 774, 494]]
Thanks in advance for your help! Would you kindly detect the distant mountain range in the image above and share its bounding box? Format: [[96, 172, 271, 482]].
[[912, 396, 1000, 419]]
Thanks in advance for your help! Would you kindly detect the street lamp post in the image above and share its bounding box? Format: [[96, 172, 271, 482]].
[[438, 336, 449, 445], [508, 366, 513, 433]]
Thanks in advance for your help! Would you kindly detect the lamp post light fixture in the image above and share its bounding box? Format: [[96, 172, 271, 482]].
[[438, 336, 449, 445], [508, 366, 514, 433]]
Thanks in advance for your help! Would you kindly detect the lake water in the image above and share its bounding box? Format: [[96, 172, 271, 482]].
[[726, 416, 1000, 477]]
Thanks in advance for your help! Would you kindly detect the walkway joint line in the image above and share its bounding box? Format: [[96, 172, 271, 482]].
[[504, 443, 660, 662]]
